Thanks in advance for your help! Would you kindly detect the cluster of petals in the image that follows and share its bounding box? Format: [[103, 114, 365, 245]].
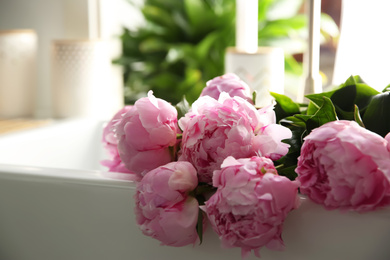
[[200, 73, 253, 104], [135, 161, 199, 246], [101, 105, 140, 180], [178, 93, 291, 183], [203, 156, 300, 258], [296, 120, 390, 212], [115, 91, 180, 177]]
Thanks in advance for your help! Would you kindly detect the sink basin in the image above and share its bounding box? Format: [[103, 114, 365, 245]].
[[0, 119, 389, 260]]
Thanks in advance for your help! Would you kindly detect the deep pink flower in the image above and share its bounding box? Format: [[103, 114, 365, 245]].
[[178, 93, 291, 183], [135, 161, 199, 247], [296, 120, 390, 212], [203, 156, 300, 258], [200, 73, 253, 104], [116, 91, 179, 176], [101, 106, 140, 180]]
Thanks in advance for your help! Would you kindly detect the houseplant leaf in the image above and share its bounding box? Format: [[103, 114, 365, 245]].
[[271, 92, 300, 122], [363, 92, 390, 137]]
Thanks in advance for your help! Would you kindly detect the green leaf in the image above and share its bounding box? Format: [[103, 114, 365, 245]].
[[353, 83, 380, 109], [329, 77, 379, 120], [193, 182, 216, 245], [382, 84, 390, 93], [172, 11, 191, 35], [284, 54, 303, 75], [363, 92, 390, 137], [142, 5, 176, 29], [343, 75, 365, 86], [271, 92, 300, 122], [184, 0, 206, 28], [259, 16, 306, 39], [196, 210, 203, 245], [306, 101, 320, 116], [334, 105, 354, 120], [280, 118, 304, 128], [147, 0, 182, 10], [354, 105, 365, 128], [175, 96, 191, 119], [294, 114, 314, 123], [196, 31, 221, 60], [306, 97, 338, 132], [277, 165, 298, 180], [275, 123, 306, 180], [305, 90, 335, 108], [330, 84, 357, 112], [308, 76, 380, 121], [258, 0, 275, 22], [139, 38, 167, 53]]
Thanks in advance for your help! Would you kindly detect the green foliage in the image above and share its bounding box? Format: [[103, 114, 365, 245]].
[[270, 92, 300, 122], [274, 75, 390, 180], [306, 97, 338, 131], [175, 96, 191, 120], [191, 182, 216, 245], [306, 75, 380, 121], [116, 0, 339, 105], [354, 105, 365, 128], [196, 210, 204, 244], [363, 92, 390, 137], [116, 0, 235, 104]]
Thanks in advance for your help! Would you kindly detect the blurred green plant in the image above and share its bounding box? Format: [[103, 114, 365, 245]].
[[114, 0, 339, 105]]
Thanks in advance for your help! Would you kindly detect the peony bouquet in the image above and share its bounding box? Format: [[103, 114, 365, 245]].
[[101, 73, 390, 258]]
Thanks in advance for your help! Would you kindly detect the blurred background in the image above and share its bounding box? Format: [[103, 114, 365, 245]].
[[0, 0, 143, 119], [1, 0, 378, 122]]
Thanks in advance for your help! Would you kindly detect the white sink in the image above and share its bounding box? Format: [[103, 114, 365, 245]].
[[0, 119, 389, 260]]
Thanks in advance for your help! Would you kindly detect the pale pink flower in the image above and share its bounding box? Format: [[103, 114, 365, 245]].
[[101, 106, 140, 180], [203, 156, 300, 258], [135, 161, 199, 247], [296, 120, 390, 212], [116, 91, 179, 176], [200, 73, 253, 104], [178, 93, 291, 183]]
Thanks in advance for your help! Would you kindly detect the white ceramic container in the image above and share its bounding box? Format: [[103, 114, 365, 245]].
[[0, 119, 389, 260], [225, 47, 284, 107], [0, 30, 37, 118], [51, 40, 123, 119]]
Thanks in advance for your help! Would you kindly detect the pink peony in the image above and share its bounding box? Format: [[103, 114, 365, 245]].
[[203, 156, 300, 258], [116, 91, 180, 176], [101, 106, 140, 180], [178, 93, 291, 183], [135, 161, 199, 247], [386, 132, 390, 152], [296, 120, 390, 212], [200, 73, 253, 104]]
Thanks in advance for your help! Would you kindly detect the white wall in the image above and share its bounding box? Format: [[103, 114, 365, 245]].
[[333, 0, 390, 90]]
